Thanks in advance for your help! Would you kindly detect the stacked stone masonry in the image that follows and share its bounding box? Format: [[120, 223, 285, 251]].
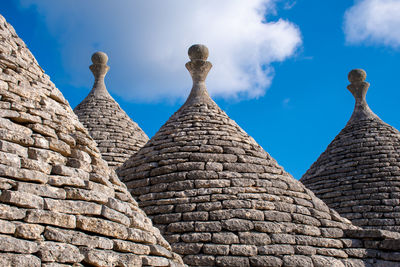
[[0, 14, 184, 266], [118, 45, 400, 266], [301, 69, 400, 233], [74, 52, 148, 170]]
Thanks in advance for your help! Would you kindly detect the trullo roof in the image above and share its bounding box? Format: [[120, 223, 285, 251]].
[[117, 45, 400, 266], [74, 52, 148, 169], [0, 14, 184, 267], [301, 69, 400, 233]]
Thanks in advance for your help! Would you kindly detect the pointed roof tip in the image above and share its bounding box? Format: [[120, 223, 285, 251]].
[[348, 68, 366, 84], [183, 44, 216, 107], [188, 44, 209, 61], [346, 68, 379, 123], [347, 68, 369, 101], [87, 51, 111, 99], [91, 51, 109, 65]]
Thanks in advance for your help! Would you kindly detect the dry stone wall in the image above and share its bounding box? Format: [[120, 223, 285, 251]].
[[0, 14, 184, 267], [118, 45, 400, 266], [301, 69, 400, 233], [74, 52, 148, 170]]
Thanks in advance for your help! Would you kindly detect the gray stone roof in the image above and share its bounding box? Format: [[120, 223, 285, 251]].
[[0, 14, 184, 266], [74, 52, 148, 169], [301, 69, 400, 233], [118, 46, 400, 266]]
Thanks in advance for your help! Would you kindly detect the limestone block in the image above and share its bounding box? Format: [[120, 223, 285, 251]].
[[38, 241, 84, 263], [25, 210, 76, 229]]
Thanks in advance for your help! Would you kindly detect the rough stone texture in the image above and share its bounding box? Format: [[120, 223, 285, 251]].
[[301, 69, 400, 233], [0, 14, 184, 267], [118, 46, 400, 266], [74, 51, 148, 169]]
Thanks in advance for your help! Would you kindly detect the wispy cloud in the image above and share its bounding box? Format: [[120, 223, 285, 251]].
[[284, 1, 297, 10], [19, 0, 302, 102], [344, 0, 400, 48], [282, 97, 291, 108]]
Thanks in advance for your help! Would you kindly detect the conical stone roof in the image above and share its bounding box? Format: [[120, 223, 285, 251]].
[[301, 69, 400, 233], [74, 52, 148, 169], [116, 45, 400, 267], [0, 14, 184, 266]]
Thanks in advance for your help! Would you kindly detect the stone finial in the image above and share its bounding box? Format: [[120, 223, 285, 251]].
[[184, 44, 213, 105], [188, 44, 209, 61], [346, 69, 378, 123], [92, 51, 108, 65], [347, 69, 369, 101], [89, 51, 111, 98]]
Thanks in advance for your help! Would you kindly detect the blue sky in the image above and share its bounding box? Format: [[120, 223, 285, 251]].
[[1, 0, 400, 179]]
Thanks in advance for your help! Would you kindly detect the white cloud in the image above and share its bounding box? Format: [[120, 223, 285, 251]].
[[19, 0, 301, 102], [344, 0, 400, 48]]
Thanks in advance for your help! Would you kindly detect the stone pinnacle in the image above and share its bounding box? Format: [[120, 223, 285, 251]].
[[347, 69, 369, 102], [346, 68, 378, 123], [184, 44, 214, 106], [89, 51, 111, 98], [188, 44, 209, 61]]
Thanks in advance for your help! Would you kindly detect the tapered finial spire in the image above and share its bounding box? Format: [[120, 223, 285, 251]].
[[347, 69, 378, 123], [184, 44, 214, 106], [89, 51, 111, 98]]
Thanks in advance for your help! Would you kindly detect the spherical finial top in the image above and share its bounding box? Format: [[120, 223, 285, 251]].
[[348, 69, 366, 83], [188, 44, 209, 61], [91, 51, 108, 65]]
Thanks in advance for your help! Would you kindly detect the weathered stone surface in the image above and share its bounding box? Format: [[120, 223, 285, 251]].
[[0, 204, 25, 220], [127, 228, 157, 244], [222, 219, 254, 231], [212, 232, 239, 244], [215, 256, 250, 267], [182, 232, 212, 243], [249, 256, 283, 267], [259, 244, 294, 256], [172, 242, 203, 255], [113, 239, 150, 254], [44, 198, 102, 215], [141, 255, 169, 266], [0, 190, 43, 209], [312, 255, 345, 267], [283, 255, 313, 266], [230, 244, 258, 256], [0, 219, 15, 234], [101, 205, 130, 226], [17, 182, 66, 199], [183, 255, 215, 266], [44, 226, 113, 249], [15, 223, 44, 239], [38, 242, 84, 263], [0, 234, 38, 253], [65, 187, 109, 204], [76, 215, 128, 239], [80, 247, 142, 267], [25, 210, 76, 229], [203, 244, 230, 255], [0, 253, 40, 267], [239, 232, 271, 245]]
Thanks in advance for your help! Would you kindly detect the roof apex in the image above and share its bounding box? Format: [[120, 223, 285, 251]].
[[88, 51, 112, 99], [182, 44, 215, 108], [346, 68, 379, 123]]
